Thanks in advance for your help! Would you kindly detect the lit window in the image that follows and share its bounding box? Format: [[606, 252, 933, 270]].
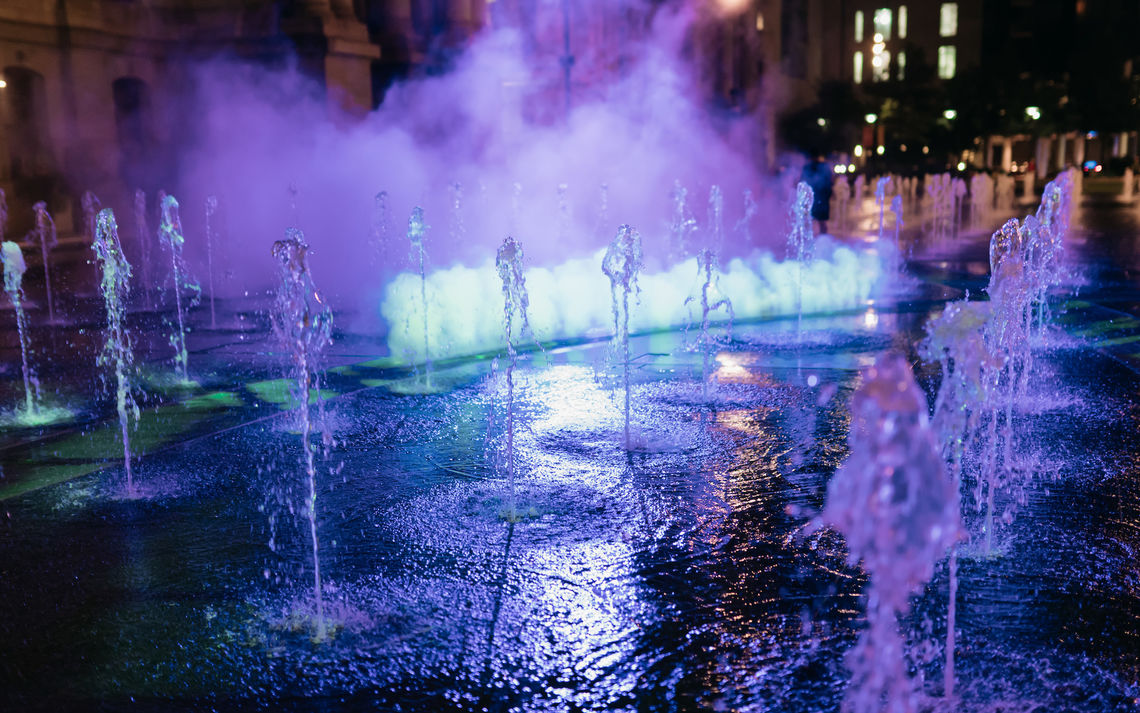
[[899, 5, 908, 38], [854, 51, 864, 83], [898, 50, 906, 80], [873, 50, 891, 82], [874, 8, 892, 41], [854, 10, 864, 42], [938, 45, 956, 78], [755, 12, 764, 31], [940, 3, 958, 37]]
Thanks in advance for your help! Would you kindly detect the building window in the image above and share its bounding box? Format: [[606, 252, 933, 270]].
[[938, 45, 957, 78], [899, 5, 908, 38], [874, 8, 892, 41], [940, 2, 958, 37], [854, 10, 863, 42], [854, 51, 864, 83], [872, 50, 891, 82]]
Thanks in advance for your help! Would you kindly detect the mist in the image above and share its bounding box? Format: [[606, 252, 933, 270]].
[[164, 0, 878, 357]]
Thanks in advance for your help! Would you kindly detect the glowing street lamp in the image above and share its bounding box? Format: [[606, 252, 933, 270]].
[[1025, 106, 1041, 121], [865, 113, 878, 124], [943, 109, 957, 120]]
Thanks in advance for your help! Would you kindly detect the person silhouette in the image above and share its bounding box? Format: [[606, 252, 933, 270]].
[[800, 153, 834, 234]]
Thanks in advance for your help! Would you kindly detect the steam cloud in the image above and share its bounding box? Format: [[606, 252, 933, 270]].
[[163, 1, 883, 359]]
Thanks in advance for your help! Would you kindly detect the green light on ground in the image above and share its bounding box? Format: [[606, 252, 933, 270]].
[[246, 380, 336, 408], [183, 391, 244, 410]]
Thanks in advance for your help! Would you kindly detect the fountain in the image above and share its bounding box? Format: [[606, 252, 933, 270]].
[[682, 186, 735, 398], [205, 195, 219, 329], [787, 181, 814, 338], [369, 190, 393, 269], [2, 241, 40, 419], [406, 206, 433, 385], [494, 235, 530, 520], [157, 194, 200, 384], [821, 352, 961, 712], [601, 224, 642, 449], [270, 230, 333, 642], [29, 201, 57, 323], [734, 188, 759, 244], [92, 209, 140, 496], [669, 179, 697, 260]]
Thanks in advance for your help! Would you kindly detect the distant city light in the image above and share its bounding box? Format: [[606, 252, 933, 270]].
[[923, 146, 930, 154], [1025, 106, 1041, 120], [943, 109, 957, 120], [865, 113, 878, 124], [854, 145, 865, 157], [848, 163, 857, 172], [717, 0, 750, 13], [835, 164, 848, 174], [876, 145, 885, 155], [817, 117, 827, 127], [1087, 131, 1098, 139], [956, 161, 966, 171], [901, 144, 908, 151]]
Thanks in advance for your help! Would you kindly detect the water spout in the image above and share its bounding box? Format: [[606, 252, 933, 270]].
[[92, 209, 140, 497], [271, 230, 333, 642]]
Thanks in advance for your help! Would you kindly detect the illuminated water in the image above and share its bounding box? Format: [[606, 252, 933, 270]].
[[495, 234, 530, 521], [31, 201, 57, 324], [2, 240, 38, 416], [157, 194, 199, 384], [602, 224, 642, 449], [92, 209, 140, 496], [1, 179, 1138, 711], [271, 230, 334, 641]]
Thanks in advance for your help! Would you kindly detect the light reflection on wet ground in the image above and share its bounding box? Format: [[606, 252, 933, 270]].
[[2, 204, 1140, 710]]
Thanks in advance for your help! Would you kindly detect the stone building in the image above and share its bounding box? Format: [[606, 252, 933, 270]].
[[0, 0, 790, 242], [0, 0, 476, 238]]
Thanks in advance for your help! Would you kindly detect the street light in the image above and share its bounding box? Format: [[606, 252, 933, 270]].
[[1025, 106, 1041, 120], [943, 109, 957, 120], [865, 113, 878, 124]]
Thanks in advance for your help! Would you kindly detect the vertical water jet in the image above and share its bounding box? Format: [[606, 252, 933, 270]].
[[271, 231, 333, 642]]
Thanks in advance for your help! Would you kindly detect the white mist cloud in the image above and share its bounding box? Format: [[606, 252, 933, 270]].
[[165, 0, 879, 353]]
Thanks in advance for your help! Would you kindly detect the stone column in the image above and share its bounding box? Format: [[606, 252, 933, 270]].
[[1035, 136, 1050, 179], [985, 135, 995, 169], [1001, 137, 1013, 173], [1056, 133, 1068, 170], [1074, 133, 1086, 166]]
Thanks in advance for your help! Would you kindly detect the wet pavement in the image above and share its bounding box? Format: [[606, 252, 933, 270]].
[[1, 194, 1139, 712]]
